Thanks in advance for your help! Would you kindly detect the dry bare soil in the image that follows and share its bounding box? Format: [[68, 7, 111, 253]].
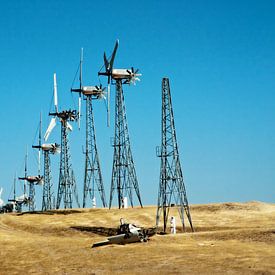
[[0, 201, 275, 274]]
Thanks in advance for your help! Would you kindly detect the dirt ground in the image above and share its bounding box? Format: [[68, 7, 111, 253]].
[[0, 201, 274, 274]]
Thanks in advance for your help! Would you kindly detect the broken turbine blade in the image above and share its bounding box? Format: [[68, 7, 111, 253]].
[[44, 117, 57, 141]]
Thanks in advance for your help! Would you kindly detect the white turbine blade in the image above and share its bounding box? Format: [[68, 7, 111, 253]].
[[54, 146, 61, 154], [107, 83, 110, 127], [100, 93, 106, 100], [44, 117, 56, 141], [78, 95, 81, 130], [37, 178, 44, 185], [53, 73, 58, 112], [98, 89, 106, 100], [66, 122, 73, 131]]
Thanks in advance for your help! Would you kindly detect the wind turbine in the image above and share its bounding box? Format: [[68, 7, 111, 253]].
[[33, 114, 60, 211], [71, 48, 107, 208], [98, 40, 142, 209], [44, 73, 80, 209], [8, 173, 28, 212], [18, 149, 43, 211]]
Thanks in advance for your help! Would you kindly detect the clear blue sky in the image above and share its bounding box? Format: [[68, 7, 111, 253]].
[[0, 0, 274, 207]]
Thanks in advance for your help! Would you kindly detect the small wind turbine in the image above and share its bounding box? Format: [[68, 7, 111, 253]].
[[72, 48, 108, 127], [71, 48, 107, 208], [18, 148, 43, 211], [33, 113, 60, 211], [98, 40, 142, 209], [9, 173, 28, 212], [44, 73, 80, 209]]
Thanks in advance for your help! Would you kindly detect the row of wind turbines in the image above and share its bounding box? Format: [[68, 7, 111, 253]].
[[8, 40, 143, 212]]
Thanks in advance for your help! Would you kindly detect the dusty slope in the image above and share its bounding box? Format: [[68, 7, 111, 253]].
[[0, 201, 274, 274]]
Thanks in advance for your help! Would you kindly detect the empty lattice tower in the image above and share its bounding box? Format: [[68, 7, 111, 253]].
[[156, 77, 194, 233]]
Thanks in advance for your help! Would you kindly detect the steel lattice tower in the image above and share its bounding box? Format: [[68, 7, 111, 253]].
[[56, 114, 80, 209], [41, 145, 60, 211], [42, 150, 52, 210], [83, 95, 107, 208], [71, 49, 107, 209], [98, 40, 142, 209], [33, 142, 59, 211], [109, 79, 142, 209], [156, 78, 194, 233], [28, 182, 35, 211]]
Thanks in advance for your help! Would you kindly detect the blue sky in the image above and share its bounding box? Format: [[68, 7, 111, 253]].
[[0, 0, 274, 207]]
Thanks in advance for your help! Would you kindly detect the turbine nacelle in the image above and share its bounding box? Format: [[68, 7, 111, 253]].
[[99, 68, 141, 84], [14, 194, 29, 204], [112, 68, 141, 85], [18, 175, 44, 185], [50, 109, 78, 122], [41, 143, 61, 154], [72, 85, 106, 98], [112, 68, 141, 79], [33, 143, 61, 154]]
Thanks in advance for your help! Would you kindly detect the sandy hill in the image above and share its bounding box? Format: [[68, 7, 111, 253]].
[[0, 201, 275, 274]]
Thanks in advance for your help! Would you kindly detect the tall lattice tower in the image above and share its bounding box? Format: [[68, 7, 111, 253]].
[[71, 49, 107, 208], [44, 73, 80, 209], [156, 77, 194, 233], [42, 148, 53, 210], [57, 117, 79, 209], [98, 40, 142, 209], [83, 94, 107, 208]]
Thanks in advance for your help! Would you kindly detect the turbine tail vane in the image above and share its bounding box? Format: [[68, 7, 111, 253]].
[[104, 52, 109, 71], [109, 39, 119, 72]]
